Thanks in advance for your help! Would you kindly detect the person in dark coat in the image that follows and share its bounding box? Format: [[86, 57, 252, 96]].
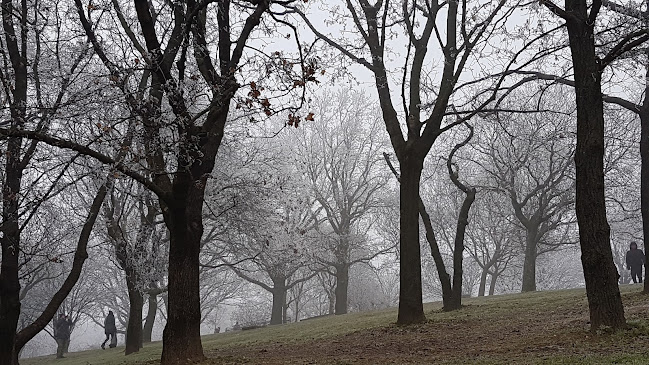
[[101, 310, 118, 349], [53, 313, 72, 358], [626, 241, 645, 283]]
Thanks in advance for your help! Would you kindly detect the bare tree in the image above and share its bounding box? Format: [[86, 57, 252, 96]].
[[199, 268, 243, 327], [465, 193, 520, 296], [85, 262, 130, 337], [315, 271, 337, 315], [289, 0, 519, 323], [220, 171, 319, 325], [102, 181, 166, 354], [18, 259, 95, 356], [512, 0, 649, 292], [1, 1, 315, 362], [537, 0, 649, 329], [400, 123, 476, 310], [294, 89, 390, 315], [0, 0, 97, 360], [473, 106, 576, 292], [286, 272, 317, 322], [347, 263, 393, 311]]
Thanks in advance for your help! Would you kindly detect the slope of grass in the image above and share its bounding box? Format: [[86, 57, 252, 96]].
[[22, 285, 649, 364]]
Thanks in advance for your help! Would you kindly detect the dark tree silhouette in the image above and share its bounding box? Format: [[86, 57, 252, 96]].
[[539, 0, 649, 330]]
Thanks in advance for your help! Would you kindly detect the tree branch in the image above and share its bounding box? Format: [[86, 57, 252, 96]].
[[0, 127, 170, 201]]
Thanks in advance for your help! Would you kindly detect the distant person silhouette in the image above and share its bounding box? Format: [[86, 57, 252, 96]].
[[101, 310, 117, 349], [626, 241, 645, 283]]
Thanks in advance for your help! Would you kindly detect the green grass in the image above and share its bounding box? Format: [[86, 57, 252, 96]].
[[21, 285, 649, 364]]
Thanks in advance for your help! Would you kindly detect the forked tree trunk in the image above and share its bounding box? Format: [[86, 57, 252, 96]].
[[521, 227, 539, 292], [142, 292, 158, 343], [385, 152, 451, 312], [160, 200, 205, 364], [334, 264, 349, 315], [397, 158, 426, 324], [565, 1, 626, 330], [124, 268, 143, 355]]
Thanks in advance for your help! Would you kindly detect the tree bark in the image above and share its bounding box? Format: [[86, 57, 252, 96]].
[[0, 136, 23, 365], [489, 272, 498, 296], [641, 3, 649, 294], [0, 0, 28, 359], [565, 0, 626, 330], [270, 286, 287, 325], [521, 227, 539, 292], [478, 267, 488, 297], [419, 196, 453, 308], [124, 268, 143, 355], [142, 292, 158, 343], [160, 199, 205, 364], [446, 187, 476, 311], [334, 264, 349, 315], [294, 297, 299, 323], [385, 152, 451, 312], [641, 90, 649, 293], [397, 158, 426, 324], [63, 338, 70, 354]]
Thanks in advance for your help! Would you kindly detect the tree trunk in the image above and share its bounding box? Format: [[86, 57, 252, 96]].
[[124, 268, 143, 355], [0, 136, 23, 365], [419, 196, 452, 309], [0, 0, 28, 359], [478, 268, 488, 297], [294, 298, 299, 322], [521, 227, 539, 292], [142, 292, 158, 343], [641, 96, 649, 293], [282, 303, 288, 324], [446, 188, 476, 311], [488, 272, 498, 296], [397, 158, 426, 324], [565, 2, 626, 330], [334, 264, 349, 315], [641, 1, 649, 295], [328, 292, 335, 315], [160, 200, 205, 364], [270, 287, 286, 325]]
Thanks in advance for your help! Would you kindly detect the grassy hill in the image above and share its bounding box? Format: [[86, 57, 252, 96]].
[[22, 285, 649, 364]]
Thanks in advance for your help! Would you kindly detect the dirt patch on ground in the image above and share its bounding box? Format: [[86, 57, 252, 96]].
[[204, 289, 649, 364]]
